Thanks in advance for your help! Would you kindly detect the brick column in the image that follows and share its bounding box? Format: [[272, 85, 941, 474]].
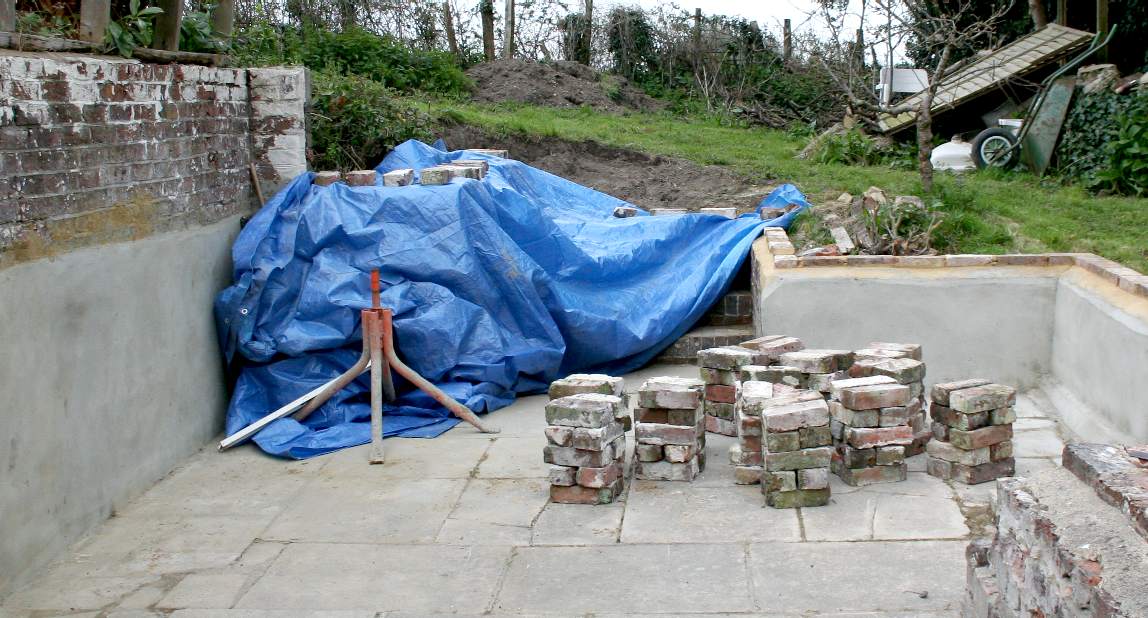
[[247, 66, 309, 199]]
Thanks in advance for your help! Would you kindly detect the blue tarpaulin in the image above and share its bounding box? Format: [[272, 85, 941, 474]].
[[215, 139, 808, 459]]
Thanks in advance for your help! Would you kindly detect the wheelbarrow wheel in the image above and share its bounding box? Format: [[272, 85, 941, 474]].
[[972, 128, 1018, 169]]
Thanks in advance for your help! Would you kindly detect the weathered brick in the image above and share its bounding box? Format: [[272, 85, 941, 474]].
[[835, 444, 876, 469], [545, 394, 622, 428], [544, 425, 573, 447], [829, 375, 897, 400], [799, 424, 832, 448], [866, 341, 922, 360], [313, 170, 341, 186], [635, 422, 701, 446], [797, 467, 829, 490], [765, 446, 833, 471], [990, 440, 1013, 461], [839, 383, 910, 409], [550, 479, 623, 504], [704, 383, 737, 403], [345, 169, 376, 186], [697, 345, 756, 370], [949, 384, 1016, 413], [704, 415, 737, 436], [829, 401, 879, 428], [705, 399, 736, 420], [734, 465, 763, 485], [846, 425, 913, 449], [762, 398, 830, 432], [765, 487, 830, 508], [766, 431, 800, 453], [876, 445, 905, 465], [931, 421, 951, 442], [700, 367, 737, 385], [737, 411, 762, 437], [635, 443, 663, 462], [806, 370, 849, 393], [878, 406, 912, 427], [634, 458, 700, 481], [871, 358, 926, 384], [926, 439, 991, 466], [949, 424, 1013, 450], [576, 462, 624, 488], [637, 377, 704, 409], [930, 378, 992, 406], [548, 464, 576, 486], [834, 461, 907, 486], [990, 407, 1016, 425], [664, 444, 696, 463], [762, 470, 797, 492], [739, 335, 804, 362], [548, 374, 625, 399], [949, 458, 1014, 484], [544, 444, 615, 468], [571, 422, 625, 451], [779, 349, 843, 373]]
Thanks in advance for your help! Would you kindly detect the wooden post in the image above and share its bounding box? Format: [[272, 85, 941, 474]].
[[443, 1, 459, 57], [212, 0, 235, 38], [783, 18, 792, 63], [79, 0, 110, 43], [502, 0, 514, 59], [1055, 0, 1067, 25], [1028, 0, 1048, 28], [0, 0, 15, 33], [854, 27, 864, 67], [480, 0, 495, 61], [1096, 0, 1108, 60], [152, 0, 183, 51], [693, 7, 701, 48]]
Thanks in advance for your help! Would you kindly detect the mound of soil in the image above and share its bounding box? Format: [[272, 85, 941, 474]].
[[440, 124, 773, 212], [466, 59, 664, 113]]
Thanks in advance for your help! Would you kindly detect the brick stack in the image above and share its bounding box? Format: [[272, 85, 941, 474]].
[[777, 349, 856, 395], [757, 390, 833, 508], [634, 377, 706, 481], [828, 375, 913, 485], [548, 374, 630, 430], [697, 346, 756, 436], [926, 380, 1016, 484], [849, 342, 930, 455], [544, 394, 627, 504], [728, 381, 769, 484]]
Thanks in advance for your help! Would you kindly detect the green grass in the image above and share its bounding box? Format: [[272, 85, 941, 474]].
[[427, 102, 1148, 272]]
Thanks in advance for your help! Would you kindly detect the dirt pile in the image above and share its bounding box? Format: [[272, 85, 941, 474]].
[[439, 124, 773, 213], [466, 60, 664, 113]]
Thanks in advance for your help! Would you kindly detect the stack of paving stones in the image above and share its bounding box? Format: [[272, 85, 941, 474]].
[[828, 375, 913, 485], [756, 389, 833, 508], [848, 342, 931, 456], [634, 377, 706, 481], [697, 346, 756, 436], [926, 380, 1016, 484], [544, 390, 627, 505]]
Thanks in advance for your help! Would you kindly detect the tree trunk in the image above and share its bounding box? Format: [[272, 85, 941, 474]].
[[581, 0, 593, 65], [917, 97, 935, 193], [212, 0, 235, 38], [152, 0, 183, 50], [503, 0, 515, 59], [480, 0, 495, 61], [1028, 0, 1048, 28], [443, 1, 459, 58]]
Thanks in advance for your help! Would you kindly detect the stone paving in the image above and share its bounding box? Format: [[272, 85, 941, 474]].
[[0, 365, 1068, 616]]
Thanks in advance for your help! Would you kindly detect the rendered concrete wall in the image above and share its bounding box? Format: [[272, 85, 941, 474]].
[[1051, 271, 1148, 442], [0, 216, 239, 596], [755, 272, 1058, 391]]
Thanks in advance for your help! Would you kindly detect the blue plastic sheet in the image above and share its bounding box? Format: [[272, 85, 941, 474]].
[[215, 140, 807, 459]]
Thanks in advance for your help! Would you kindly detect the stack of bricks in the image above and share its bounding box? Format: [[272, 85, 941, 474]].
[[773, 348, 856, 395], [828, 375, 913, 485], [849, 342, 931, 456], [754, 389, 833, 508], [926, 380, 1016, 484], [544, 388, 628, 505], [548, 374, 630, 429], [697, 346, 756, 436], [634, 377, 706, 481]]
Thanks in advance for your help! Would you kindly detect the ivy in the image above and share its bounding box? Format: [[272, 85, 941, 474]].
[[1058, 90, 1148, 195]]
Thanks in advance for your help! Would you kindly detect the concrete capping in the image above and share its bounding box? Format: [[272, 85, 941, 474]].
[[760, 227, 1148, 300]]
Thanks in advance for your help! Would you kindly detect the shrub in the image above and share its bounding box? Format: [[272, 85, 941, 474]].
[[1059, 90, 1148, 194], [308, 71, 435, 171], [811, 129, 915, 169]]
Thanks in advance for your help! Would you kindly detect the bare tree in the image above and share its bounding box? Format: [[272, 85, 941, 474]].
[[814, 0, 1016, 192]]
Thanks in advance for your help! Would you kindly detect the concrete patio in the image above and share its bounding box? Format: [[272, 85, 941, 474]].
[[0, 364, 1068, 616]]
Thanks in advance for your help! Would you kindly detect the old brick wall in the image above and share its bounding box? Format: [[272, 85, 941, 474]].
[[0, 51, 307, 267]]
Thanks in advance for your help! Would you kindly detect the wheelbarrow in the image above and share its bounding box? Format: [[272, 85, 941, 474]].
[[972, 26, 1117, 175]]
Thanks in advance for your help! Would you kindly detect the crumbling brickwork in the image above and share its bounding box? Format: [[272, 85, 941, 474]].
[[0, 51, 308, 264]]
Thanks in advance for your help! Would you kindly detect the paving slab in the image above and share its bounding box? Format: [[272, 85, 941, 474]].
[[872, 493, 969, 540], [236, 543, 510, 611], [261, 477, 466, 544], [475, 436, 548, 479], [157, 573, 248, 609], [494, 544, 755, 614], [1015, 456, 1058, 476], [749, 541, 967, 613], [621, 482, 801, 543], [172, 610, 375, 617], [530, 503, 624, 545], [1012, 428, 1064, 458], [436, 478, 550, 545], [799, 490, 877, 541], [321, 436, 490, 479]]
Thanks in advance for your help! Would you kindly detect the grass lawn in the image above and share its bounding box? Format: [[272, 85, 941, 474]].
[[429, 103, 1148, 272]]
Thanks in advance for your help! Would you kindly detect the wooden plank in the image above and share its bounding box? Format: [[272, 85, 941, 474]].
[[0, 31, 96, 51], [78, 0, 110, 43], [133, 47, 230, 65]]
